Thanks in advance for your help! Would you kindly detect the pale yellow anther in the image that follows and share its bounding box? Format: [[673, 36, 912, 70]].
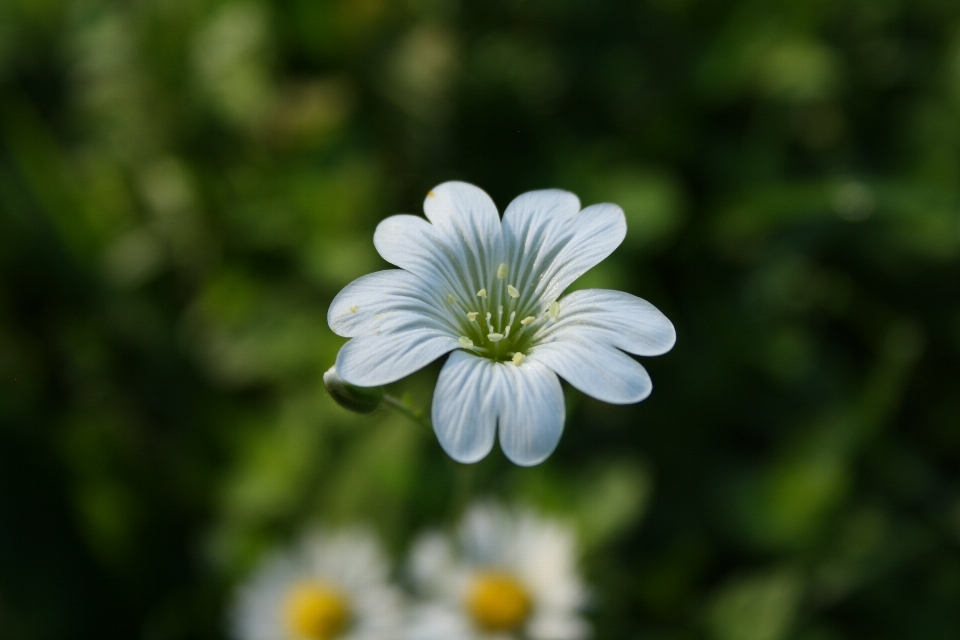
[[459, 336, 474, 348], [512, 352, 525, 366], [349, 305, 359, 313], [467, 312, 478, 322], [477, 289, 488, 298], [487, 333, 504, 342], [504, 326, 511, 338], [548, 300, 560, 319], [507, 285, 520, 298], [520, 316, 536, 325], [447, 293, 456, 304], [497, 263, 508, 279]]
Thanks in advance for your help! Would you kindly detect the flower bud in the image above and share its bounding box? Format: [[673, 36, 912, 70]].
[[323, 366, 384, 414]]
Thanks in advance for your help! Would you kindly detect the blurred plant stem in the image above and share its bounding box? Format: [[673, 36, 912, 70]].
[[383, 393, 432, 431]]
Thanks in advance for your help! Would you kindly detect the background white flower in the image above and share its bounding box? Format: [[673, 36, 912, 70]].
[[230, 529, 405, 640], [328, 182, 676, 466], [405, 502, 590, 640]]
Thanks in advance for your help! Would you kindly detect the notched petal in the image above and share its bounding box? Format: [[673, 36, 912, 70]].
[[431, 351, 500, 463], [336, 329, 459, 387], [497, 361, 565, 466], [530, 339, 652, 405], [540, 289, 676, 356]]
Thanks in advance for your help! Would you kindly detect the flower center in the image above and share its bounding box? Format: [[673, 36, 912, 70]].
[[284, 582, 352, 640], [449, 263, 559, 363], [465, 571, 533, 633]]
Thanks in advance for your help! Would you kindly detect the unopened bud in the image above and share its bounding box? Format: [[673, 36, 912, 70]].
[[323, 366, 384, 414]]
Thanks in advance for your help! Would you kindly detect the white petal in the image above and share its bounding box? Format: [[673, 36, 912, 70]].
[[502, 189, 581, 301], [459, 502, 512, 564], [407, 532, 458, 596], [503, 189, 581, 232], [423, 181, 501, 246], [373, 215, 477, 303], [328, 269, 455, 338], [431, 351, 501, 463], [336, 329, 458, 387], [497, 360, 565, 466], [527, 613, 591, 640], [530, 339, 652, 404], [405, 604, 474, 640], [423, 182, 504, 294], [513, 520, 586, 609], [538, 203, 626, 301], [536, 289, 676, 356]]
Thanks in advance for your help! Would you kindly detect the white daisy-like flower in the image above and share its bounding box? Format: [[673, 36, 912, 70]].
[[230, 529, 405, 640], [405, 502, 590, 640], [328, 182, 676, 466]]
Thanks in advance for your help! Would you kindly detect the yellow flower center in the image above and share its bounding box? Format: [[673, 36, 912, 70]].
[[466, 571, 533, 633], [284, 582, 351, 640]]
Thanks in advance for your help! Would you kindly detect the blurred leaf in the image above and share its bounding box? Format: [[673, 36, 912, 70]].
[[574, 461, 653, 551], [706, 568, 804, 640]]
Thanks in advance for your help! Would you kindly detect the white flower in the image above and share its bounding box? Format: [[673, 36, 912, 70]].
[[405, 502, 590, 640], [230, 529, 405, 640], [328, 182, 675, 466]]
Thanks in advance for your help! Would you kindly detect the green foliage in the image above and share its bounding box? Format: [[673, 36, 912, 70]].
[[2, 0, 960, 638]]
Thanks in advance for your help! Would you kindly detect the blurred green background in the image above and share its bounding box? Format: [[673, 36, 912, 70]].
[[2, 0, 960, 638]]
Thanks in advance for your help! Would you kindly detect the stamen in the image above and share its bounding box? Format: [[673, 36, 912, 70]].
[[498, 305, 504, 329], [486, 312, 492, 326], [508, 311, 516, 326], [497, 263, 508, 279], [447, 293, 456, 305], [504, 325, 511, 338], [349, 305, 358, 313], [548, 300, 560, 319], [507, 285, 520, 298], [467, 311, 478, 322], [512, 352, 525, 365], [520, 316, 536, 325], [488, 333, 504, 342], [459, 336, 474, 348], [477, 289, 487, 298]]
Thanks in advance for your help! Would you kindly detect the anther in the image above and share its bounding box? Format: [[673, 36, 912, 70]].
[[486, 312, 492, 325], [504, 325, 511, 338], [512, 352, 525, 365], [467, 312, 478, 322], [508, 311, 516, 325], [349, 305, 358, 313], [507, 285, 520, 298], [488, 333, 504, 342], [447, 293, 455, 305], [459, 336, 474, 348], [548, 300, 560, 319], [477, 289, 487, 298], [520, 316, 536, 325], [497, 263, 508, 279]]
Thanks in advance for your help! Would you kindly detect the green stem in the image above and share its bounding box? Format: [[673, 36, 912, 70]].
[[382, 393, 432, 431]]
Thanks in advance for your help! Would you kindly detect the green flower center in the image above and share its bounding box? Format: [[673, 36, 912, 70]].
[[448, 263, 558, 363]]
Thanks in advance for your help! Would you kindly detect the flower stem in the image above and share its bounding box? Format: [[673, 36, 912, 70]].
[[382, 393, 432, 431]]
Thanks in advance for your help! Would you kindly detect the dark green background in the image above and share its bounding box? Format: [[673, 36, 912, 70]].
[[2, 0, 959, 638]]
